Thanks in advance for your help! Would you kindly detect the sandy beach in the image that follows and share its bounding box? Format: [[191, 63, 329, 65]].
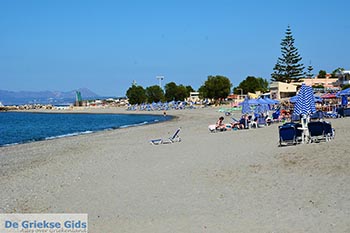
[[1, 107, 350, 232]]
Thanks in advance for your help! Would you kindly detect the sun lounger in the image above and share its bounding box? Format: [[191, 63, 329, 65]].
[[291, 114, 300, 122], [278, 124, 298, 146], [323, 121, 335, 141], [324, 111, 338, 118], [257, 116, 267, 128], [307, 121, 325, 143], [150, 128, 181, 145]]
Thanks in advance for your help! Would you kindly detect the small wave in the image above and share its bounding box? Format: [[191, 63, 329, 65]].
[[1, 142, 20, 147], [119, 121, 149, 128], [45, 131, 94, 140]]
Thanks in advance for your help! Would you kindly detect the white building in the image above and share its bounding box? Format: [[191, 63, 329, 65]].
[[187, 92, 200, 103], [269, 82, 298, 100]]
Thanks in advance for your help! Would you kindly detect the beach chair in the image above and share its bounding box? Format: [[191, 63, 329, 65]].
[[257, 116, 267, 128], [249, 119, 258, 129], [150, 128, 181, 145], [291, 114, 300, 122], [323, 121, 335, 141], [278, 124, 298, 146], [247, 115, 257, 128], [307, 121, 325, 143], [229, 117, 244, 129], [324, 111, 338, 118], [294, 123, 303, 142], [283, 122, 303, 143], [272, 109, 280, 122], [238, 117, 249, 129]]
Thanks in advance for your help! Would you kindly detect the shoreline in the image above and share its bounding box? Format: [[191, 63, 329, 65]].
[[1, 107, 350, 232], [0, 107, 200, 178], [0, 108, 179, 148]]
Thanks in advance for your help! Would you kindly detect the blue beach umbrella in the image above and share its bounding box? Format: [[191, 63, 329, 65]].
[[293, 84, 316, 115], [247, 98, 259, 105], [258, 98, 270, 108], [336, 87, 350, 97], [336, 87, 350, 98], [256, 98, 270, 112], [256, 98, 269, 105], [151, 102, 157, 110], [240, 98, 252, 114], [290, 95, 299, 103], [341, 95, 348, 106], [290, 94, 323, 103], [264, 97, 279, 104], [254, 104, 264, 114], [314, 95, 323, 103], [264, 103, 270, 112]]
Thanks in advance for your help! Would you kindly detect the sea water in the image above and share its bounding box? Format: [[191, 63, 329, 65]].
[[0, 112, 171, 146]]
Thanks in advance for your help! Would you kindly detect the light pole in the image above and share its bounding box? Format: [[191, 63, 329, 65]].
[[156, 75, 164, 89]]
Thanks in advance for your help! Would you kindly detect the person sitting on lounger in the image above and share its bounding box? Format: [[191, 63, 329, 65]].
[[231, 117, 244, 129], [239, 114, 249, 129]]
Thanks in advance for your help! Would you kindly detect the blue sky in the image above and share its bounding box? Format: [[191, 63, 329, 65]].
[[1, 0, 349, 96]]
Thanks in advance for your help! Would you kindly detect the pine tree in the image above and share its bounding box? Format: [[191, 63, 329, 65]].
[[306, 61, 314, 79], [271, 26, 305, 83]]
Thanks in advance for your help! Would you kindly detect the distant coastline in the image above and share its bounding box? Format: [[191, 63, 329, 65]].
[[0, 88, 100, 106]]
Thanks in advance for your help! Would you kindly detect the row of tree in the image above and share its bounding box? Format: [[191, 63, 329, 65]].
[[126, 76, 236, 105], [126, 26, 347, 104], [126, 82, 195, 105], [126, 75, 271, 105], [233, 76, 269, 95]]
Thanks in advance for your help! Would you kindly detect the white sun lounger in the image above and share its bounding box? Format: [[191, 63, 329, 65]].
[[150, 128, 181, 145]]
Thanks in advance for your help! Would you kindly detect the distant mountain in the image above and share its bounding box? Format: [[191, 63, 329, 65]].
[[0, 88, 100, 105]]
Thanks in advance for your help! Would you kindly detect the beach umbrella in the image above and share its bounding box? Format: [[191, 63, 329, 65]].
[[240, 98, 251, 114], [264, 97, 279, 104], [336, 88, 350, 97], [314, 96, 323, 103], [257, 98, 269, 105], [254, 104, 265, 114], [290, 95, 299, 103], [293, 84, 316, 115], [247, 98, 259, 105], [341, 95, 348, 106], [256, 98, 270, 112], [321, 93, 337, 99], [290, 94, 322, 103], [151, 102, 157, 110]]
